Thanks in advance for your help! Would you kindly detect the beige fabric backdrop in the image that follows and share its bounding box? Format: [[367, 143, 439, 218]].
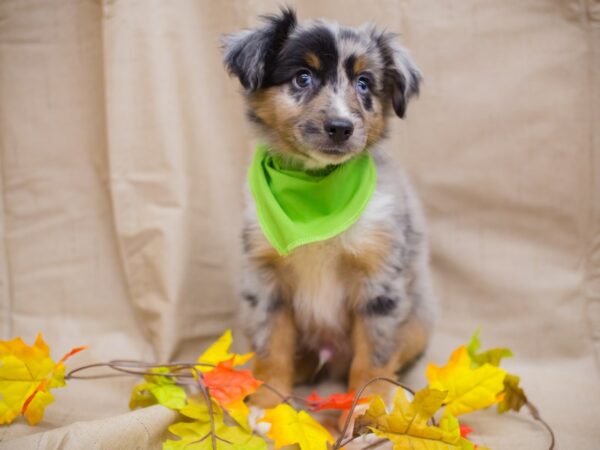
[[0, 0, 598, 448]]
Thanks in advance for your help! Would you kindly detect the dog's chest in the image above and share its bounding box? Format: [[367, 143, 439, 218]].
[[286, 240, 348, 343], [245, 185, 396, 349], [282, 189, 395, 347]]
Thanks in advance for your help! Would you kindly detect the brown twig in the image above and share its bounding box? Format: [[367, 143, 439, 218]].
[[192, 367, 218, 450], [525, 400, 555, 450]]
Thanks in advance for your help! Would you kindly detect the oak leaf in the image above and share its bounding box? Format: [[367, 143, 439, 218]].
[[196, 330, 253, 373], [163, 399, 266, 450], [426, 346, 506, 416], [259, 403, 335, 450], [0, 333, 85, 425], [129, 367, 187, 411], [357, 388, 474, 450]]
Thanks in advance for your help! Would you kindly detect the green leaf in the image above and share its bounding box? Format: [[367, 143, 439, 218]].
[[498, 373, 527, 414], [129, 367, 187, 411], [467, 329, 512, 368]]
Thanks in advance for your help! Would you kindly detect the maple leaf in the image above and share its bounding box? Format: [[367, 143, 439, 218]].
[[467, 329, 512, 368], [163, 399, 266, 450], [426, 346, 506, 417], [259, 403, 335, 450], [356, 388, 474, 450], [466, 330, 527, 415], [306, 390, 370, 412], [129, 367, 187, 411], [196, 330, 253, 373], [0, 333, 85, 425], [203, 360, 262, 428], [460, 424, 474, 439], [497, 373, 527, 414]]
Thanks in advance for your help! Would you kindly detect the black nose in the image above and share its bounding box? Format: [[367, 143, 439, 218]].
[[324, 118, 354, 143]]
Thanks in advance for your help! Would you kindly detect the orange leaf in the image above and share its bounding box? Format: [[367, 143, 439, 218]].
[[306, 390, 370, 412], [203, 360, 262, 407], [57, 346, 87, 364]]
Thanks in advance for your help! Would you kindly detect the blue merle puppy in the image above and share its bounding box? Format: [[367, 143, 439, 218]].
[[222, 8, 437, 408]]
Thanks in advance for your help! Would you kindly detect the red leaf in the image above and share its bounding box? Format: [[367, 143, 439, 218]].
[[306, 390, 370, 412], [460, 423, 474, 438], [203, 360, 262, 406]]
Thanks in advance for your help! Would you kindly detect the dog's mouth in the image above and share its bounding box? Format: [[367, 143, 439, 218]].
[[320, 148, 347, 156]]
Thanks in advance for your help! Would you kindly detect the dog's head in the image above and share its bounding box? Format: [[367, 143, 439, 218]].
[[223, 8, 421, 168]]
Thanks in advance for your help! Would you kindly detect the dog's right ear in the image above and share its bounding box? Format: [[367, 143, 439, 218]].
[[222, 8, 297, 92]]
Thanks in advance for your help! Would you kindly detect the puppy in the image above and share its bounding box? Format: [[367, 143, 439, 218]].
[[222, 8, 437, 408]]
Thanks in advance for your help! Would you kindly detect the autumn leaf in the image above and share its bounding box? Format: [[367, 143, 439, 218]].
[[467, 329, 512, 368], [203, 360, 262, 428], [163, 399, 266, 450], [196, 330, 253, 373], [0, 333, 85, 425], [426, 346, 506, 417], [129, 367, 187, 411], [356, 388, 474, 450], [467, 330, 527, 415], [306, 390, 370, 412], [497, 373, 527, 414], [460, 424, 474, 439], [259, 403, 335, 450]]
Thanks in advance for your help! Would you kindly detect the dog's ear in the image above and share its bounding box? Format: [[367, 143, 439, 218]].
[[374, 31, 422, 118], [222, 8, 297, 92]]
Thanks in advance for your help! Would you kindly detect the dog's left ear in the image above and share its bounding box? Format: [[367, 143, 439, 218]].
[[222, 8, 297, 92], [375, 32, 422, 118]]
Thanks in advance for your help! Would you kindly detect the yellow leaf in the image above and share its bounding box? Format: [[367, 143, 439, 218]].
[[129, 367, 187, 411], [196, 330, 253, 373], [226, 398, 251, 430], [259, 403, 335, 450], [163, 399, 266, 450], [0, 334, 83, 425], [357, 388, 474, 450], [426, 346, 506, 416]]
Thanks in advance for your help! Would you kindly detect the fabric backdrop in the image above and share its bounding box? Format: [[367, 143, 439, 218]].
[[0, 0, 598, 448]]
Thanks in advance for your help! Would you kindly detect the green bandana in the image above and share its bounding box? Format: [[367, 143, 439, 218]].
[[248, 144, 377, 255]]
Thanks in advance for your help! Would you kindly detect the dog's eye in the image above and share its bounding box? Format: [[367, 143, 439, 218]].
[[356, 76, 370, 94], [293, 70, 313, 89]]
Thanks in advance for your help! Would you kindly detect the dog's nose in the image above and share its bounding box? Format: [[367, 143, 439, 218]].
[[324, 118, 354, 143]]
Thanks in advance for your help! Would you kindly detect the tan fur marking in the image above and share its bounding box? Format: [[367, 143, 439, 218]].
[[250, 309, 296, 408], [341, 228, 393, 278], [249, 87, 309, 157], [348, 313, 429, 396], [366, 110, 385, 146], [348, 317, 394, 396], [353, 55, 369, 75], [305, 52, 321, 70]]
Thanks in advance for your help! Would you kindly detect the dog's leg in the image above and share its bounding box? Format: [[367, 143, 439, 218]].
[[250, 307, 296, 407], [240, 251, 296, 408], [348, 310, 429, 395], [347, 230, 435, 397]]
